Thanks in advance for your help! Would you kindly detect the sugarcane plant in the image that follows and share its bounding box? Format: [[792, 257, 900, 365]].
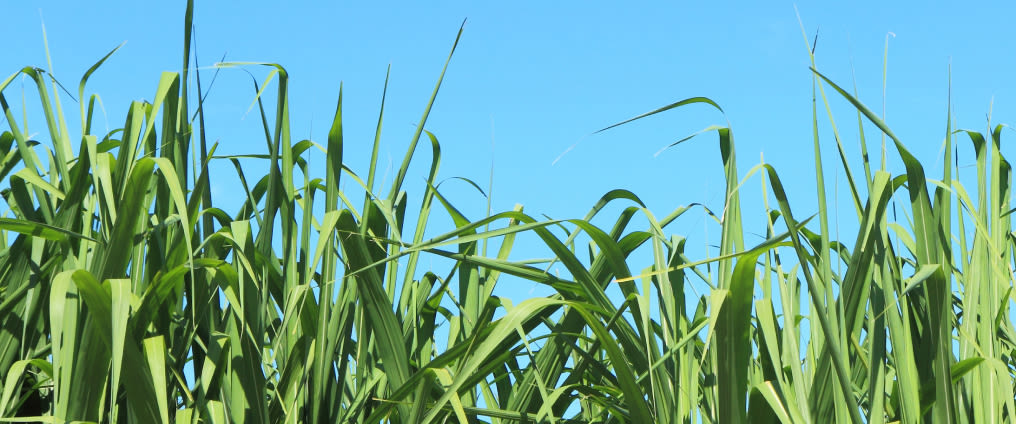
[[2, 1, 1015, 423]]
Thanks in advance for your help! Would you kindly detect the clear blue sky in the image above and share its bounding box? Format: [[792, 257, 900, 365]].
[[5, 2, 1016, 292]]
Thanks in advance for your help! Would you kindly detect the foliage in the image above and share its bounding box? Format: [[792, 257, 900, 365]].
[[2, 2, 1015, 423]]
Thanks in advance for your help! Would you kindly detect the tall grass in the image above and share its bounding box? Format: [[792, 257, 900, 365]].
[[2, 2, 1015, 423]]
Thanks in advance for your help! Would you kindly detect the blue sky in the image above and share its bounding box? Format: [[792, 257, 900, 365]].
[[5, 2, 1016, 295]]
